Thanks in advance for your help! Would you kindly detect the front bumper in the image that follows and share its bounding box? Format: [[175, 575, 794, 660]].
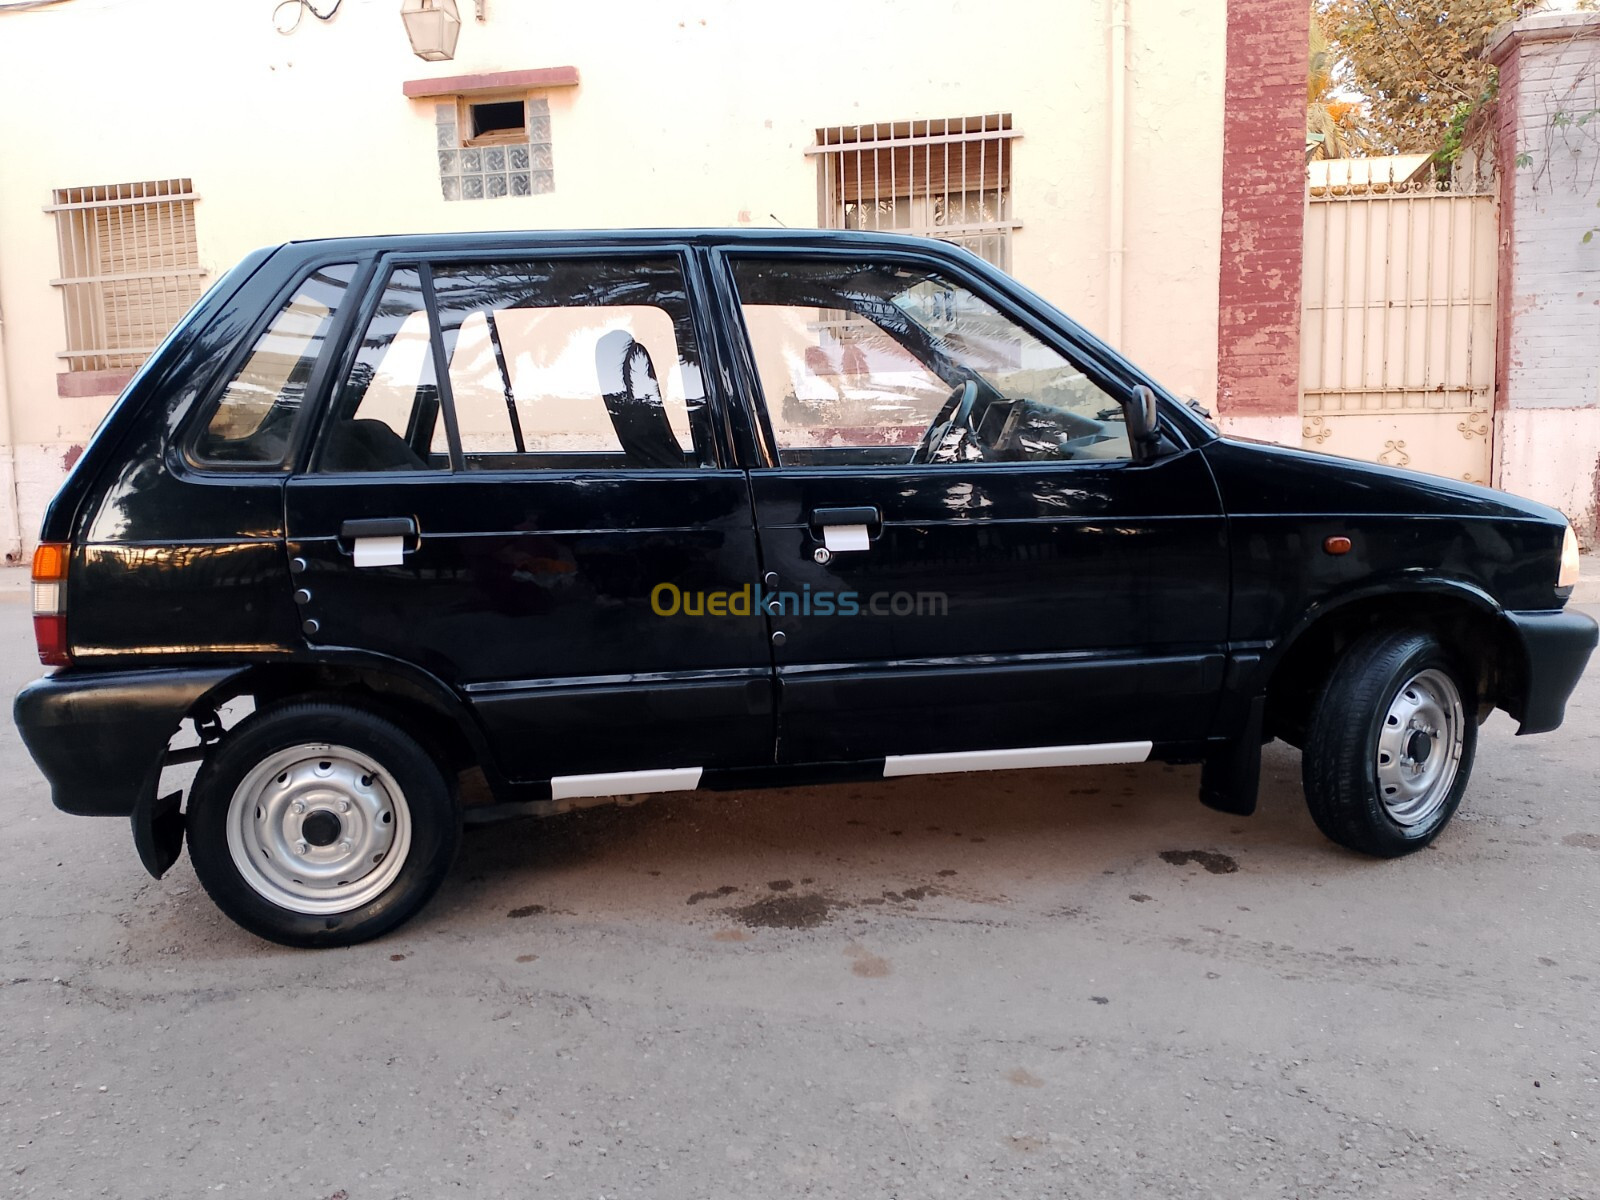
[[1504, 608, 1598, 735], [13, 666, 241, 816]]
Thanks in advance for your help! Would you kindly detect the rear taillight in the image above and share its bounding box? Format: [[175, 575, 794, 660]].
[[32, 542, 69, 667]]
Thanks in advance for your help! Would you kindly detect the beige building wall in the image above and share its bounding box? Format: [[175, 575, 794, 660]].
[[0, 0, 1226, 551]]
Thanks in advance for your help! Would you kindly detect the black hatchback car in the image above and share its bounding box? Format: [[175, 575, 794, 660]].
[[14, 230, 1594, 947]]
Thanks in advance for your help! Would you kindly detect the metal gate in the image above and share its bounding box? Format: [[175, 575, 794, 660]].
[[1300, 161, 1498, 484]]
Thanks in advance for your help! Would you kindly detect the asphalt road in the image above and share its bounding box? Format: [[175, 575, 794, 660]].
[[1, 588, 1596, 1199]]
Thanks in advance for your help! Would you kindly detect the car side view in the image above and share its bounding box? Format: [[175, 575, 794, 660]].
[[13, 230, 1595, 947]]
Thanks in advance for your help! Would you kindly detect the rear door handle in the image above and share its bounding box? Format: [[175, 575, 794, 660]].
[[339, 517, 418, 540], [338, 517, 419, 568], [810, 506, 879, 553]]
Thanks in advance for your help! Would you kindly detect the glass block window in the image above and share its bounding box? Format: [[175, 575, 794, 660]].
[[437, 97, 554, 202]]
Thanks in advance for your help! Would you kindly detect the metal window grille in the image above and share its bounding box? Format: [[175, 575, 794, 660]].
[[810, 115, 1020, 270], [46, 178, 205, 372]]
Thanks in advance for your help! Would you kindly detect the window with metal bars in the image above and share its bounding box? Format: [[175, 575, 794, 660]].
[[46, 178, 205, 373], [810, 115, 1020, 270]]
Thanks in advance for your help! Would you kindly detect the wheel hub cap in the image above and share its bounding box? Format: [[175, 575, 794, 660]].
[[1374, 669, 1464, 827], [224, 744, 412, 915], [300, 809, 342, 847]]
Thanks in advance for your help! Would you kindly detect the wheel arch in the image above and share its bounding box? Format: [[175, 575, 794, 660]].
[[1262, 581, 1524, 748], [190, 655, 493, 786]]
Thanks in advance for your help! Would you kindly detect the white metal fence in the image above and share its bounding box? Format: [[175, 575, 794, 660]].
[[1300, 162, 1498, 484]]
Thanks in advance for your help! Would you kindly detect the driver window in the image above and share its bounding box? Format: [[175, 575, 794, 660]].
[[738, 304, 951, 458], [731, 258, 1131, 467]]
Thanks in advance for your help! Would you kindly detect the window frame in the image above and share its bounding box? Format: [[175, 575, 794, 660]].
[[711, 242, 1197, 473], [459, 96, 530, 146], [304, 244, 734, 477], [179, 259, 369, 475]]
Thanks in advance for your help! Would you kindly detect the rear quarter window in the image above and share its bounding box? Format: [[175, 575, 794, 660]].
[[190, 262, 357, 467]]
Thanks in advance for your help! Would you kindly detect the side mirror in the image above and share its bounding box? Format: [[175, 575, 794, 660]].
[[1125, 384, 1164, 459]]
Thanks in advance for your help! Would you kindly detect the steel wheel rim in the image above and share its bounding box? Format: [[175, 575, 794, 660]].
[[224, 743, 412, 915], [1374, 668, 1464, 827]]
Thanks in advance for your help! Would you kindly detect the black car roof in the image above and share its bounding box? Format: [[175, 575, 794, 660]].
[[276, 227, 968, 258]]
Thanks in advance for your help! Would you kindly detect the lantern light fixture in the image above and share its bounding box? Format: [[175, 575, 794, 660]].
[[400, 0, 462, 62]]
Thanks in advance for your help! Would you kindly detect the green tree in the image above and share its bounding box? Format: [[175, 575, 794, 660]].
[[1318, 0, 1536, 153], [1308, 14, 1377, 158]]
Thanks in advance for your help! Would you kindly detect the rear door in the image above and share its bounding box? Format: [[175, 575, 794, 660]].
[[713, 247, 1230, 767], [284, 247, 773, 787]]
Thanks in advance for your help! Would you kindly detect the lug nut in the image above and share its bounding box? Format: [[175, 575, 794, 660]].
[[292, 801, 306, 814], [337, 799, 350, 813], [338, 840, 352, 854], [294, 841, 308, 855]]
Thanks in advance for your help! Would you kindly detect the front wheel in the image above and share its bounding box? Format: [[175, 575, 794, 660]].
[[186, 701, 460, 947], [1303, 629, 1477, 857]]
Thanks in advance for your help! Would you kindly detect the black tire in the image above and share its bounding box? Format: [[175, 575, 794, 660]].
[[1302, 629, 1477, 858], [186, 701, 460, 948]]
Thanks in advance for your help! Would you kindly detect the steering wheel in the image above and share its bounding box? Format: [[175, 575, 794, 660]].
[[911, 380, 979, 464]]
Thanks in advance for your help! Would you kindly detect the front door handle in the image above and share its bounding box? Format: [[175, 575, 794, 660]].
[[810, 506, 879, 553], [812, 506, 880, 529]]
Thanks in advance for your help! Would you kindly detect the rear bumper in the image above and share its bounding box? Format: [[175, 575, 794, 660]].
[[13, 666, 241, 816], [1504, 608, 1598, 735]]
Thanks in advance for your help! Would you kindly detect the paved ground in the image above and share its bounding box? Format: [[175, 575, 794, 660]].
[[0, 589, 1596, 1200]]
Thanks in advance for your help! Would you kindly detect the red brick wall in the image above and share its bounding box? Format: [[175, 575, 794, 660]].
[[1215, 0, 1308, 419], [56, 369, 134, 399]]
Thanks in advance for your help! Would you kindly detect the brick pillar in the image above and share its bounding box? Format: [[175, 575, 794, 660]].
[[1214, 0, 1308, 444], [1487, 12, 1600, 545]]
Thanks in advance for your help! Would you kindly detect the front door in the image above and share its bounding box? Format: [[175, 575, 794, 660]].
[[714, 248, 1229, 767], [285, 249, 772, 785]]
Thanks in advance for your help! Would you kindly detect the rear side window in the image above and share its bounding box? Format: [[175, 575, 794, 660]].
[[429, 257, 710, 470], [315, 255, 714, 473], [192, 263, 357, 466]]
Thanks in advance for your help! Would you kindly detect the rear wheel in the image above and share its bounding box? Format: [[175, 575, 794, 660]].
[[187, 701, 459, 947], [1303, 629, 1476, 857]]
